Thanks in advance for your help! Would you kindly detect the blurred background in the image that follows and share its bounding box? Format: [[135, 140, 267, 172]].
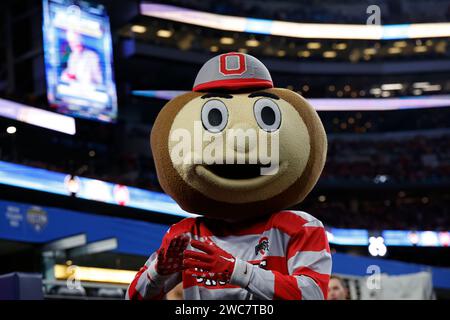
[[0, 0, 449, 300]]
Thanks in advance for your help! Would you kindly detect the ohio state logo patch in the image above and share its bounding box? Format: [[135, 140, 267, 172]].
[[255, 237, 269, 255], [219, 52, 247, 76]]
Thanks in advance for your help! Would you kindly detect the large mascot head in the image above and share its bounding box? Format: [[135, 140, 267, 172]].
[[151, 52, 327, 221]]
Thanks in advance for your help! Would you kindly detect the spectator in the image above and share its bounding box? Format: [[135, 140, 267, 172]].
[[328, 275, 349, 300]]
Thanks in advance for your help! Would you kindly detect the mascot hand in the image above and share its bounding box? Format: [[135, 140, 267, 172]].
[[184, 239, 252, 286], [155, 234, 189, 275]]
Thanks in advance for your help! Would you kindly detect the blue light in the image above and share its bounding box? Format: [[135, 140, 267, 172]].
[[381, 24, 411, 40], [0, 161, 192, 218], [0, 160, 448, 246], [244, 18, 273, 34]]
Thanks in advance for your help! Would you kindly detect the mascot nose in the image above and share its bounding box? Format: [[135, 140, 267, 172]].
[[226, 122, 258, 154]]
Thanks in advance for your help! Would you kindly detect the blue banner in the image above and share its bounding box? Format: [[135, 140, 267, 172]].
[[0, 199, 168, 257]]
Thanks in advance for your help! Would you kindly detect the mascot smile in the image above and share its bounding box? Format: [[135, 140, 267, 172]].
[[127, 52, 331, 300]]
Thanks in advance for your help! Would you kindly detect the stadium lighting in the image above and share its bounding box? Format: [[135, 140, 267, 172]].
[[131, 25, 147, 33], [413, 82, 430, 88], [326, 231, 334, 242], [210, 45, 219, 52], [245, 39, 260, 47], [156, 29, 173, 38], [381, 83, 403, 90], [277, 50, 286, 57], [298, 50, 311, 58], [0, 98, 76, 135], [363, 48, 376, 55], [141, 3, 450, 40], [220, 37, 234, 45], [370, 88, 382, 95], [388, 47, 402, 54], [393, 41, 408, 48], [423, 84, 442, 91], [306, 42, 321, 49], [374, 174, 388, 184], [54, 264, 137, 284], [6, 126, 16, 134], [64, 174, 81, 194], [333, 43, 347, 50], [323, 51, 337, 58], [368, 236, 387, 257], [414, 45, 428, 53]]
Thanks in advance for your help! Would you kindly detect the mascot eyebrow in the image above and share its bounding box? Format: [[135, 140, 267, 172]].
[[201, 93, 233, 99], [248, 91, 280, 100]]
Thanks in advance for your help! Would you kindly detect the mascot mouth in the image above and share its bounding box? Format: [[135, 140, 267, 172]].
[[203, 164, 271, 180]]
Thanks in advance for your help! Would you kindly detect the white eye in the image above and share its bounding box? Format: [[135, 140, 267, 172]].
[[253, 98, 281, 132], [201, 100, 228, 133]]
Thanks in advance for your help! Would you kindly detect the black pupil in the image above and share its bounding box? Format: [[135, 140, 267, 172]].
[[208, 108, 223, 127], [261, 106, 276, 126]]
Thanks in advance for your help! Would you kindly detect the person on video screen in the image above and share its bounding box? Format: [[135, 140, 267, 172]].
[[60, 29, 103, 87]]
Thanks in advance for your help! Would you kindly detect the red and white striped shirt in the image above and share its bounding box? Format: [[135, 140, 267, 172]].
[[127, 210, 331, 300]]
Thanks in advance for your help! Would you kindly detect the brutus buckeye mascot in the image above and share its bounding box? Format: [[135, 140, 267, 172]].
[[127, 53, 331, 300]]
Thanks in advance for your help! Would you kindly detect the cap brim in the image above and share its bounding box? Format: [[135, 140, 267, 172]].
[[193, 78, 273, 92]]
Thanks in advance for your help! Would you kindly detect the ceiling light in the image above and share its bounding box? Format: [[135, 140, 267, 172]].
[[220, 37, 234, 45], [131, 25, 147, 33], [393, 41, 407, 48], [334, 43, 347, 50], [245, 39, 260, 47], [323, 51, 336, 58], [156, 29, 172, 38], [298, 50, 311, 58], [370, 88, 382, 95], [6, 126, 16, 134], [413, 82, 430, 88], [414, 45, 427, 53], [307, 42, 321, 49], [388, 47, 402, 54], [277, 50, 286, 57], [363, 48, 376, 55], [381, 83, 403, 90], [422, 84, 442, 91]]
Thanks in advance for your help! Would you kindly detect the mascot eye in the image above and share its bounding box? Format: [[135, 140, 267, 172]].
[[201, 100, 228, 133], [253, 98, 281, 132]]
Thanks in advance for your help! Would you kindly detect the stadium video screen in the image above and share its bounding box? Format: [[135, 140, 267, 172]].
[[42, 0, 118, 122]]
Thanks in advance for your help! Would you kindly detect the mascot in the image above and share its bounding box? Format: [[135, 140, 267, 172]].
[[127, 52, 330, 300]]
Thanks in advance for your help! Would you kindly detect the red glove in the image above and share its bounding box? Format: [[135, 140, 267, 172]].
[[183, 238, 237, 283], [155, 234, 189, 275]]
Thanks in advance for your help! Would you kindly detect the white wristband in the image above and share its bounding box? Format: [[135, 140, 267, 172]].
[[230, 259, 253, 288]]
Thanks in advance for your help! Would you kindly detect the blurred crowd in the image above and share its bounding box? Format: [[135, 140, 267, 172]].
[[304, 196, 449, 230], [323, 131, 450, 185]]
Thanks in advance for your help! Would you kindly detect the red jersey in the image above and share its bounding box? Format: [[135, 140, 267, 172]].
[[127, 210, 331, 300]]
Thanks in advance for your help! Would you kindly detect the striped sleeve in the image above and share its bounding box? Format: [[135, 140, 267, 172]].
[[126, 250, 182, 300], [245, 212, 331, 300], [126, 218, 195, 300]]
